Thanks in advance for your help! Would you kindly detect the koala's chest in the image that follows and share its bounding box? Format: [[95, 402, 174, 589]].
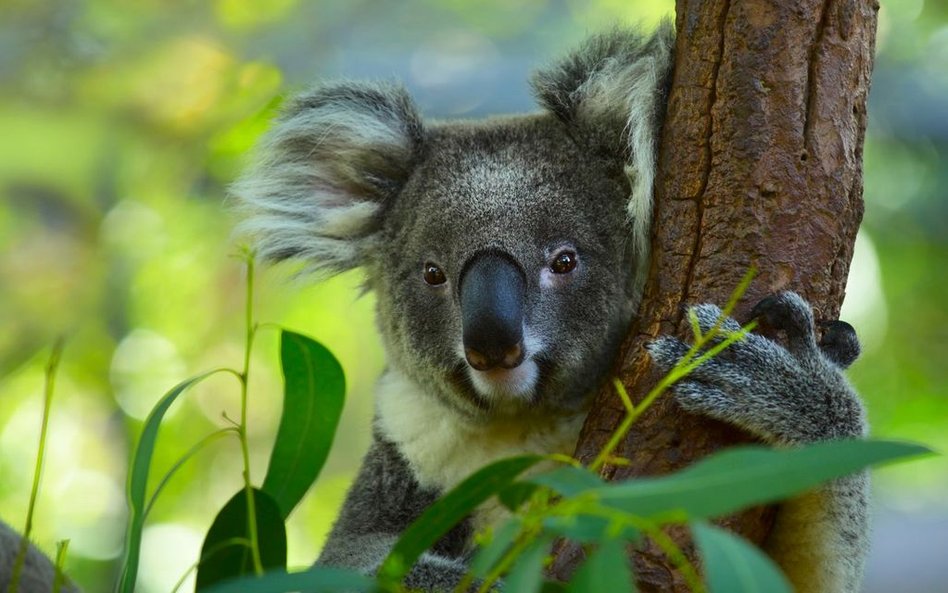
[[375, 371, 585, 533]]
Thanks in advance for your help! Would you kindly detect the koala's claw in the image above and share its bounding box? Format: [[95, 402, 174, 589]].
[[750, 291, 819, 353], [646, 335, 691, 371], [749, 291, 861, 368], [818, 320, 861, 369]]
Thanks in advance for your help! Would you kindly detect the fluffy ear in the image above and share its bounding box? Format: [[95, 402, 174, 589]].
[[233, 81, 425, 275], [531, 23, 674, 268]]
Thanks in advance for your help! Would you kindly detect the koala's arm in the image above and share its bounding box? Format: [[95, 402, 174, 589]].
[[0, 520, 80, 593], [648, 292, 869, 593], [318, 431, 479, 592]]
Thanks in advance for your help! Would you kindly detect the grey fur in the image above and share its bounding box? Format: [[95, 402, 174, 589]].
[[317, 431, 488, 591], [647, 292, 869, 592]]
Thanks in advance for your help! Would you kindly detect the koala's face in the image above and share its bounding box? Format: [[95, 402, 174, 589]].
[[370, 117, 638, 416], [236, 28, 670, 418]]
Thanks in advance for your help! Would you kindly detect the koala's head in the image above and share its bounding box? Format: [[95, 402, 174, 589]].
[[236, 26, 673, 418]]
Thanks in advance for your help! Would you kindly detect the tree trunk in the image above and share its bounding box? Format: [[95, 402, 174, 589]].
[[549, 0, 877, 589]]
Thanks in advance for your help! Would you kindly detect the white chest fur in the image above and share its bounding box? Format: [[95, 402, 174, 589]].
[[375, 370, 586, 531]]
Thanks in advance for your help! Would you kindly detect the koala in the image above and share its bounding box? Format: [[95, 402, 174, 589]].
[[230, 21, 875, 593], [233, 24, 675, 591], [232, 22, 870, 593]]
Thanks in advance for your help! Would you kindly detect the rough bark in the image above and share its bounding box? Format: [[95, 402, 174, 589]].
[[549, 0, 877, 589]]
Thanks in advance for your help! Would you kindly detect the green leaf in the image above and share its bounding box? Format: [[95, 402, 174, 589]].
[[199, 566, 374, 593], [568, 538, 635, 593], [594, 440, 930, 520], [498, 482, 540, 511], [116, 369, 232, 593], [469, 518, 522, 578], [196, 488, 287, 591], [542, 514, 639, 544], [693, 522, 791, 593], [528, 466, 604, 497], [503, 537, 551, 593], [378, 455, 543, 584], [262, 330, 346, 519]]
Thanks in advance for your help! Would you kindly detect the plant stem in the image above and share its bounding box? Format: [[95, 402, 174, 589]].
[[10, 338, 65, 593], [239, 254, 264, 575], [53, 539, 70, 593], [590, 377, 668, 472], [645, 526, 705, 593], [144, 427, 239, 518], [473, 488, 551, 593], [170, 537, 252, 593], [476, 529, 535, 593]]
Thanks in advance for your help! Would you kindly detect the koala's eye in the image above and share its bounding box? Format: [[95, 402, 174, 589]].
[[423, 262, 447, 286], [550, 251, 577, 274]]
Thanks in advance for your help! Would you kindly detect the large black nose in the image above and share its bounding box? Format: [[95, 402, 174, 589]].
[[459, 252, 526, 371]]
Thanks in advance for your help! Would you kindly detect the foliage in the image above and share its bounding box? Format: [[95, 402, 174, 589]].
[[194, 488, 286, 591], [118, 369, 237, 592], [12, 261, 930, 593], [117, 261, 927, 592]]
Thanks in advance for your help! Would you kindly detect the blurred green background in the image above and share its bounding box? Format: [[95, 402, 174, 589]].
[[1, 0, 945, 591]]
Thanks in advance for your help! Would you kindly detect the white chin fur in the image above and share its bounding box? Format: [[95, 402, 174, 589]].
[[468, 359, 539, 400]]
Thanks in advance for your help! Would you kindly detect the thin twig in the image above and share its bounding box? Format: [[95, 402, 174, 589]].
[[10, 338, 66, 593]]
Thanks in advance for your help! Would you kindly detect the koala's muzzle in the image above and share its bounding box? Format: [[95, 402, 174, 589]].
[[460, 253, 526, 371]]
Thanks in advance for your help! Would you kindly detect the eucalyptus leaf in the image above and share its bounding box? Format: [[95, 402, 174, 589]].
[[693, 521, 791, 593], [195, 488, 287, 591], [528, 465, 605, 497], [498, 482, 540, 511], [594, 440, 929, 520], [503, 537, 551, 593], [199, 566, 374, 593], [542, 514, 639, 544], [568, 538, 635, 593], [116, 369, 232, 593], [262, 330, 346, 519], [469, 518, 522, 578], [378, 455, 542, 584]]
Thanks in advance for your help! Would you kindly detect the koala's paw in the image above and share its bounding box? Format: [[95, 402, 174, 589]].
[[647, 292, 867, 445]]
